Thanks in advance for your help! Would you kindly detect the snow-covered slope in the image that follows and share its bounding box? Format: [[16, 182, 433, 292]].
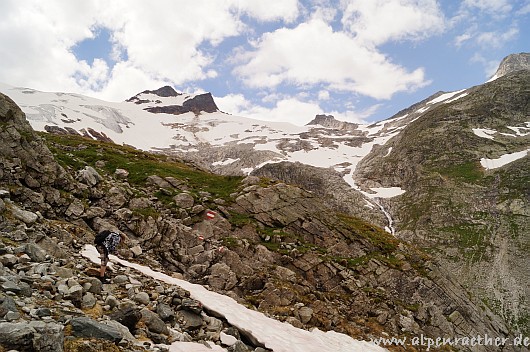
[[0, 82, 469, 190]]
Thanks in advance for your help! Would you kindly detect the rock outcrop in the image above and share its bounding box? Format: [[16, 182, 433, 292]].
[[493, 52, 530, 79], [306, 114, 358, 131], [355, 69, 530, 335]]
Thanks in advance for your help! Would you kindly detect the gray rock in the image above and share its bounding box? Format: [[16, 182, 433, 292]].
[[5, 310, 21, 320], [146, 175, 173, 189], [0, 198, 5, 213], [181, 298, 203, 314], [0, 322, 34, 350], [174, 193, 194, 208], [67, 284, 83, 302], [71, 317, 122, 342], [104, 320, 135, 342], [1, 280, 21, 294], [297, 306, 313, 324], [156, 302, 175, 322], [130, 245, 142, 257], [24, 242, 47, 262], [141, 308, 169, 334], [227, 340, 251, 352], [81, 292, 96, 309], [105, 295, 119, 310], [77, 166, 102, 186], [129, 197, 152, 209], [115, 168, 129, 179], [0, 321, 63, 352], [208, 262, 237, 291], [11, 205, 38, 225], [109, 305, 141, 332], [0, 295, 18, 317], [134, 291, 150, 305], [113, 275, 130, 284], [1, 254, 18, 267], [176, 310, 203, 329], [29, 321, 64, 352], [65, 198, 85, 217]]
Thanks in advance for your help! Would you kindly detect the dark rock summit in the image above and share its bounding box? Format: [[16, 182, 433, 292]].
[[131, 85, 182, 99], [145, 92, 219, 115]]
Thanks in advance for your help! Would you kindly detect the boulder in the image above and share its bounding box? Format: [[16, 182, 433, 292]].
[[11, 205, 38, 225], [115, 168, 129, 179], [0, 321, 64, 352], [77, 166, 102, 186], [109, 305, 142, 332], [70, 316, 122, 342], [141, 308, 169, 335], [174, 193, 194, 208], [146, 175, 173, 189]]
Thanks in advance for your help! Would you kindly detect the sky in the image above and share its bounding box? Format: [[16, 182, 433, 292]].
[[0, 0, 528, 125]]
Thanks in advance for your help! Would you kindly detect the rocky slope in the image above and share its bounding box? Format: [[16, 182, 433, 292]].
[[0, 85, 521, 352], [355, 68, 530, 335]]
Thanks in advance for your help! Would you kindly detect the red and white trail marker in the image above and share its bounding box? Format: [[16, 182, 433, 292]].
[[218, 246, 225, 253], [205, 211, 215, 219], [198, 235, 204, 241]]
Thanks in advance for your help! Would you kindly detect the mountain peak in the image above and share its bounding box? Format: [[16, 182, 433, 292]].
[[492, 52, 530, 79], [306, 114, 358, 131], [141, 85, 182, 97]]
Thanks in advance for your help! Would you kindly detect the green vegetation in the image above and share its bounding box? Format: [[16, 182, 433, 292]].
[[227, 212, 253, 227], [442, 223, 491, 263], [337, 214, 399, 254], [39, 133, 242, 201], [438, 161, 483, 183]]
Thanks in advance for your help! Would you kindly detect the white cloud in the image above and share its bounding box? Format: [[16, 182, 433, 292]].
[[0, 0, 294, 100], [340, 0, 446, 46], [517, 3, 530, 15], [217, 94, 323, 125], [455, 33, 472, 47], [233, 19, 428, 100], [89, 62, 171, 102], [318, 90, 330, 100], [0, 1, 97, 92], [463, 0, 512, 14], [234, 0, 300, 22], [216, 92, 374, 125], [470, 53, 502, 78], [476, 27, 519, 49], [215, 93, 252, 114]]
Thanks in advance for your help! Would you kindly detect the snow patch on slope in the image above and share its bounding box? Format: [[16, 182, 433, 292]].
[[480, 149, 529, 170], [81, 245, 386, 352]]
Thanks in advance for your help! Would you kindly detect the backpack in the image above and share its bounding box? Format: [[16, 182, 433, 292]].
[[94, 230, 111, 245]]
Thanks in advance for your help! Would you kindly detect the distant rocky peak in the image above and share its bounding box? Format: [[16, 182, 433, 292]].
[[306, 114, 358, 131], [307, 114, 337, 126], [141, 85, 182, 97], [126, 85, 181, 103], [492, 52, 530, 78]]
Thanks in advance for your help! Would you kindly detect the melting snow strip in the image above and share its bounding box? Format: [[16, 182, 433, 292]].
[[81, 245, 387, 352]]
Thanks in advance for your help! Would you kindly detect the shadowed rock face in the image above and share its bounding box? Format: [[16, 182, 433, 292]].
[[133, 85, 182, 98], [144, 93, 218, 115], [0, 93, 70, 191]]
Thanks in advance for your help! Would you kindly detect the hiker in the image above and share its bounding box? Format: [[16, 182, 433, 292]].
[[94, 229, 129, 283]]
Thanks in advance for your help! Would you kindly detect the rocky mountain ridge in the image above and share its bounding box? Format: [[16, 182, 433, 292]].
[[355, 68, 530, 335], [490, 52, 530, 80], [0, 91, 519, 351]]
